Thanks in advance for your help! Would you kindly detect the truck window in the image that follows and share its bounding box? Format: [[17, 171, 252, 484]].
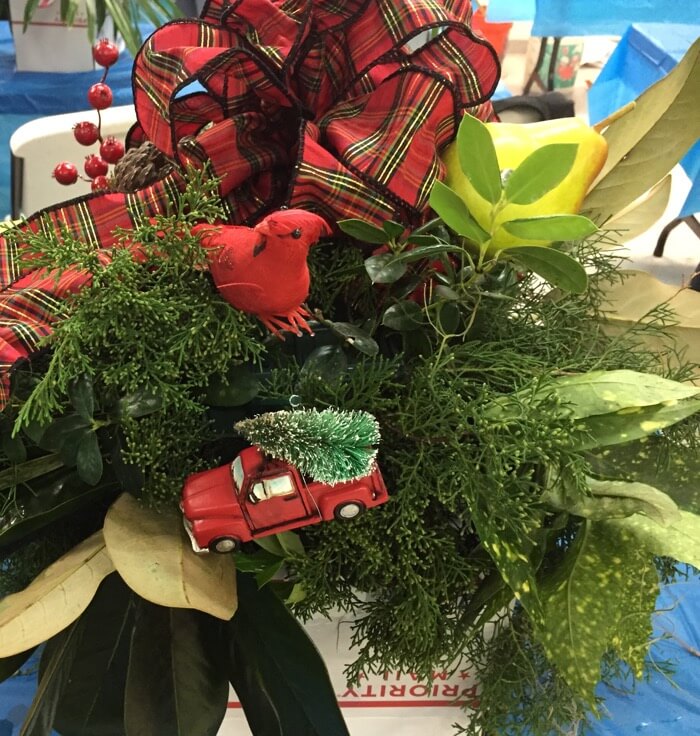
[[232, 456, 244, 490], [263, 473, 296, 498]]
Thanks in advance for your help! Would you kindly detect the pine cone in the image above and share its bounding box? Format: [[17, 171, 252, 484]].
[[111, 142, 175, 193]]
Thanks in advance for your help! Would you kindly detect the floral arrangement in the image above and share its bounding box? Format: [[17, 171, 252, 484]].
[[0, 2, 699, 735]]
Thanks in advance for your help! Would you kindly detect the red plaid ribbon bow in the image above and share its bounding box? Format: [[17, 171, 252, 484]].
[[0, 0, 499, 407]]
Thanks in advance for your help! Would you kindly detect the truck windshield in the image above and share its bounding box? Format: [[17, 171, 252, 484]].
[[232, 456, 244, 491], [263, 474, 295, 498]]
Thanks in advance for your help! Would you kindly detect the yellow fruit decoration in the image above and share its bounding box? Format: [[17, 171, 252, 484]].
[[440, 116, 608, 251]]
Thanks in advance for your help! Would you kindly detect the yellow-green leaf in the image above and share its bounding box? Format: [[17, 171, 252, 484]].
[[0, 531, 114, 657], [103, 493, 237, 621], [604, 175, 672, 243]]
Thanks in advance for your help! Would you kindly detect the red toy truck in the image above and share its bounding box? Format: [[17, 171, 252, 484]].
[[181, 446, 389, 553]]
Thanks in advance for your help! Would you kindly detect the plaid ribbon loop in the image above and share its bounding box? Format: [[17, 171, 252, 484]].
[[132, 0, 499, 224], [0, 0, 499, 408]]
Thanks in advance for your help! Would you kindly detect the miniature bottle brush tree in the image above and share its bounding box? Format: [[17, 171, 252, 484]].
[[0, 2, 699, 735]]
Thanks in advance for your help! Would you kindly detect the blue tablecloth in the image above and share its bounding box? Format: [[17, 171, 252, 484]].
[[588, 23, 700, 217], [532, 0, 693, 38], [0, 21, 139, 218]]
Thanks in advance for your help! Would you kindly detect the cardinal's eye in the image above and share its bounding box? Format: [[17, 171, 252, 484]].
[[291, 228, 302, 239]]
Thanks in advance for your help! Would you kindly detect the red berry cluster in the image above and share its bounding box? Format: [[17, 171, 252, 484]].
[[52, 39, 125, 192]]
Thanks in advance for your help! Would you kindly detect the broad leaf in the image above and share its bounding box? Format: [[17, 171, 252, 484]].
[[503, 144, 578, 205], [47, 575, 134, 736], [390, 243, 465, 264], [20, 621, 83, 736], [326, 321, 379, 356], [584, 38, 700, 221], [382, 220, 406, 240], [300, 346, 348, 384], [507, 245, 588, 294], [226, 573, 349, 736], [382, 301, 424, 331], [69, 374, 95, 422], [606, 510, 700, 569], [364, 254, 407, 284], [429, 181, 489, 244], [537, 521, 659, 703], [604, 175, 672, 243], [204, 366, 260, 407], [456, 113, 502, 204], [76, 431, 104, 485], [338, 219, 389, 244], [104, 493, 237, 621], [588, 437, 700, 514], [117, 389, 163, 419], [0, 469, 119, 551], [0, 531, 114, 657], [501, 215, 597, 242], [125, 602, 228, 736], [574, 396, 700, 449]]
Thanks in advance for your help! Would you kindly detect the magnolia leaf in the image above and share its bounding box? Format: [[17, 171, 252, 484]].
[[604, 175, 672, 243], [429, 181, 489, 244], [606, 510, 700, 569], [501, 215, 597, 242], [0, 531, 113, 657], [588, 437, 700, 514], [456, 113, 502, 204], [225, 573, 350, 736], [364, 254, 407, 284], [503, 144, 578, 205], [506, 245, 588, 294], [125, 602, 228, 736], [46, 575, 134, 736], [537, 521, 659, 703], [338, 219, 389, 244], [20, 621, 83, 736], [584, 38, 700, 221], [103, 493, 237, 621], [574, 396, 700, 450], [599, 271, 700, 366]]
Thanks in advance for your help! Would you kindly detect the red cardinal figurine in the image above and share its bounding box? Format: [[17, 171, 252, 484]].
[[192, 209, 331, 337]]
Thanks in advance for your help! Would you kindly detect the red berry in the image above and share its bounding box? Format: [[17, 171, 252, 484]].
[[91, 175, 110, 192], [53, 162, 78, 185], [84, 154, 109, 179], [99, 136, 125, 164], [73, 121, 100, 146], [92, 38, 119, 68], [87, 82, 113, 110]]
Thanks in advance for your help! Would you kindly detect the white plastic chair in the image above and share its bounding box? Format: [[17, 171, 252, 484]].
[[9, 104, 137, 218]]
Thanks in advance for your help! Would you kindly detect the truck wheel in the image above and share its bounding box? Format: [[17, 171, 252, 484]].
[[334, 501, 365, 520], [209, 536, 240, 553]]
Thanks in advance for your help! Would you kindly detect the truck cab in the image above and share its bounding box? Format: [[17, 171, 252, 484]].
[[182, 446, 388, 553]]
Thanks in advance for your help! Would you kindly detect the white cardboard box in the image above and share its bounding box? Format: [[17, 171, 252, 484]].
[[9, 0, 113, 72]]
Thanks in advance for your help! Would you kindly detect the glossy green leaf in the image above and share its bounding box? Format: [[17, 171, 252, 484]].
[[437, 302, 461, 334], [382, 220, 406, 240], [326, 322, 379, 357], [584, 38, 700, 221], [501, 215, 597, 242], [504, 144, 578, 205], [41, 415, 90, 453], [382, 301, 424, 331], [429, 181, 489, 244], [68, 374, 94, 423], [58, 426, 91, 468], [103, 0, 142, 56], [76, 432, 104, 485], [47, 575, 134, 736], [456, 113, 502, 204], [0, 470, 119, 551], [507, 245, 588, 293], [226, 573, 349, 736], [300, 346, 348, 384], [125, 603, 228, 736], [204, 367, 260, 407], [0, 647, 36, 684], [276, 531, 306, 557], [255, 559, 285, 588], [390, 243, 465, 264], [2, 432, 27, 464], [338, 219, 390, 244], [405, 234, 443, 246], [538, 521, 659, 703], [20, 621, 82, 736], [364, 254, 407, 284], [117, 389, 163, 419]]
